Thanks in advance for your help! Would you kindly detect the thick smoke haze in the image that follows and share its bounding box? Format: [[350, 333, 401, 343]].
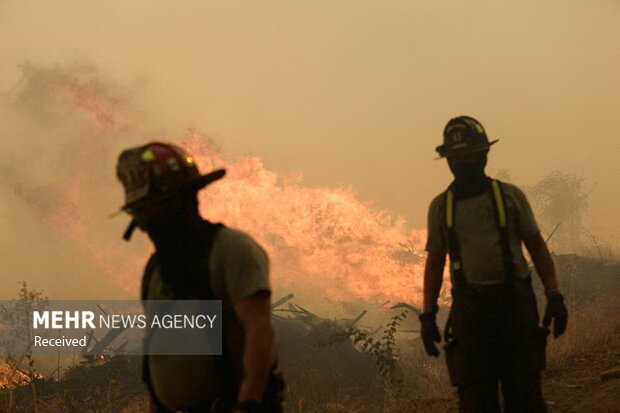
[[1, 1, 618, 299], [0, 64, 429, 307], [0, 65, 150, 299]]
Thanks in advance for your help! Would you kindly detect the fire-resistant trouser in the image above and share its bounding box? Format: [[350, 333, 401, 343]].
[[457, 373, 546, 413], [444, 277, 548, 413]]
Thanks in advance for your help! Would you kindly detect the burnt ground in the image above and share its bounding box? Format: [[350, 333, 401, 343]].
[[543, 327, 620, 413]]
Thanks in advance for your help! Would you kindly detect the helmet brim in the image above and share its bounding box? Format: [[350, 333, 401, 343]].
[[434, 139, 498, 160], [194, 168, 227, 190], [117, 168, 227, 212]]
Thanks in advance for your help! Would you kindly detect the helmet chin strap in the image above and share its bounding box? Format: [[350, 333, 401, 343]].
[[122, 219, 138, 241]]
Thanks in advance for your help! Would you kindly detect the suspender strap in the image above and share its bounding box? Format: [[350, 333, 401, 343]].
[[445, 180, 515, 287], [490, 180, 515, 284], [445, 188, 468, 288], [491, 181, 506, 227]]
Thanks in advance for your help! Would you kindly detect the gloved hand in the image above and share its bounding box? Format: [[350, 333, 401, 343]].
[[419, 310, 441, 357], [543, 291, 568, 338]]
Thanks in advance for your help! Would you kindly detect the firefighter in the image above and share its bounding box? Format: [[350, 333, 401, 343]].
[[116, 142, 284, 413], [419, 116, 568, 412]]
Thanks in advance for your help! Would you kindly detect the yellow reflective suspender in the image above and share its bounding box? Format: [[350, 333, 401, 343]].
[[491, 180, 515, 283], [446, 189, 454, 229], [491, 180, 506, 228], [445, 179, 514, 287], [445, 188, 465, 285]]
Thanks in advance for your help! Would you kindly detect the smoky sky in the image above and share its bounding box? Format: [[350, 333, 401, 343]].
[[1, 0, 619, 260]]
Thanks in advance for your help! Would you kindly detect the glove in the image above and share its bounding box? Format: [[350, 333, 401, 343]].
[[419, 310, 441, 357], [543, 291, 568, 339]]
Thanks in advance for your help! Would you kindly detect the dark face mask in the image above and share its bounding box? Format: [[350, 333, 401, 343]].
[[143, 202, 203, 288], [131, 191, 200, 241], [449, 160, 485, 181], [447, 152, 489, 197]]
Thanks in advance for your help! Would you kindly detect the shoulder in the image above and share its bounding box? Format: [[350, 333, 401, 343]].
[[497, 181, 530, 203], [210, 227, 271, 302], [212, 227, 268, 260], [214, 227, 263, 248], [429, 191, 448, 210], [498, 181, 524, 195], [427, 191, 448, 230], [428, 191, 448, 219]]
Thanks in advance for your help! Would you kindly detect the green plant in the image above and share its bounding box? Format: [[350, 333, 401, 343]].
[[325, 311, 408, 389]]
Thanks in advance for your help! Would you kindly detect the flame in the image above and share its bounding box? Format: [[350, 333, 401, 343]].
[[10, 69, 435, 306], [181, 132, 428, 304], [0, 363, 37, 389]]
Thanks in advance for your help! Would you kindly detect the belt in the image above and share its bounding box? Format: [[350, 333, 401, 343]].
[[452, 275, 532, 295]]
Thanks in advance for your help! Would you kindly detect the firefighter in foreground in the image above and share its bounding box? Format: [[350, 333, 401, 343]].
[[420, 116, 568, 412], [116, 142, 283, 413]]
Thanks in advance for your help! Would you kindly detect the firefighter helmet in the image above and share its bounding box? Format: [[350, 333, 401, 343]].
[[116, 142, 225, 212], [435, 116, 498, 159]]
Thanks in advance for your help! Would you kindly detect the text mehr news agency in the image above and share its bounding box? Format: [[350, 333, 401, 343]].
[[31, 311, 217, 347]]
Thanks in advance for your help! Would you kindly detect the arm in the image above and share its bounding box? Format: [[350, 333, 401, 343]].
[[234, 291, 274, 405], [523, 232, 568, 338], [523, 233, 559, 293], [420, 196, 447, 356], [217, 230, 273, 406], [423, 251, 446, 313], [511, 184, 559, 293], [419, 251, 446, 357]]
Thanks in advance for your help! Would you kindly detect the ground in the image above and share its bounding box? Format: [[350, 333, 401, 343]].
[[1, 255, 618, 412], [543, 328, 620, 413]]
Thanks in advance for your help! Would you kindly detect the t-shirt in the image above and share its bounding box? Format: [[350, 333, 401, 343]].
[[425, 182, 540, 285], [146, 227, 271, 410]]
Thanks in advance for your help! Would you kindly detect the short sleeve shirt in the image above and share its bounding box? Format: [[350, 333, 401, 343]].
[[426, 182, 539, 285], [146, 227, 271, 410]]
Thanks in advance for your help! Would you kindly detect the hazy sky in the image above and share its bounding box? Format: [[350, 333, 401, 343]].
[[1, 0, 619, 244]]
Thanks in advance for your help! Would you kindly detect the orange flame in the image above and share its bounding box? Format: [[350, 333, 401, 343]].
[[0, 363, 37, 389], [16, 72, 434, 306], [180, 132, 428, 304]]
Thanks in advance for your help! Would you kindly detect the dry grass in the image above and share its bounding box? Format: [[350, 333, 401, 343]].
[[1, 279, 616, 412], [281, 350, 455, 413], [4, 301, 616, 413], [281, 293, 618, 413], [0, 382, 149, 413], [546, 296, 619, 369]]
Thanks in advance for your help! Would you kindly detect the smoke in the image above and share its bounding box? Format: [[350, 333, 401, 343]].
[[0, 63, 430, 306]]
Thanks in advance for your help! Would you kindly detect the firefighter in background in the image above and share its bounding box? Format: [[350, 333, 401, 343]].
[[419, 116, 568, 412], [116, 142, 283, 413]]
